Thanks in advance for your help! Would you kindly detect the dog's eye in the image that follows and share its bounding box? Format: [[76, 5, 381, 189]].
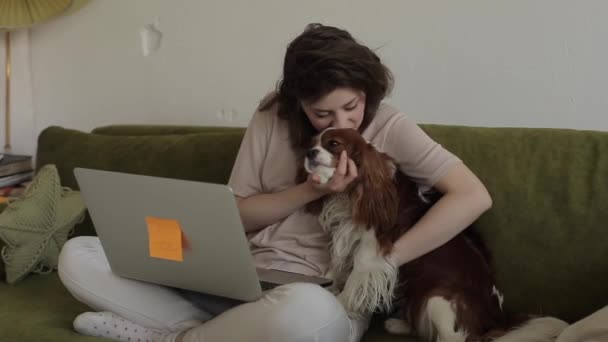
[[328, 140, 340, 148]]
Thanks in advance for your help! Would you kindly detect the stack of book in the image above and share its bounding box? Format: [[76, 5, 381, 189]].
[[0, 154, 34, 203]]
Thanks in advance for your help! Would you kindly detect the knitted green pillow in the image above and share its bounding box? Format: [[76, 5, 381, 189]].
[[0, 164, 86, 284]]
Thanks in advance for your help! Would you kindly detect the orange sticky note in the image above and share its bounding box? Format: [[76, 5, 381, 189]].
[[146, 217, 183, 262]]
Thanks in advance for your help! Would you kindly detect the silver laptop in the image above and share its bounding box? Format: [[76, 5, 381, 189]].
[[73, 167, 332, 302]]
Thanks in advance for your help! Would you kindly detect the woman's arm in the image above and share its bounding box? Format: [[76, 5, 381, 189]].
[[236, 151, 358, 233], [390, 163, 493, 266], [236, 182, 324, 232]]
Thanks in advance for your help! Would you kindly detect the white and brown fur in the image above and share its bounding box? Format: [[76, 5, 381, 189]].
[[299, 128, 567, 342]]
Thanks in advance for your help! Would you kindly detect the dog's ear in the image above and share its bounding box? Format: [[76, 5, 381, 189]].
[[350, 145, 399, 251]]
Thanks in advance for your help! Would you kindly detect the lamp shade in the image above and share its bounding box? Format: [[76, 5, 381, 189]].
[[0, 0, 90, 30]]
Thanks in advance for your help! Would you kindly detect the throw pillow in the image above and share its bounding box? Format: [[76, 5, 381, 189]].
[[0, 164, 86, 284]]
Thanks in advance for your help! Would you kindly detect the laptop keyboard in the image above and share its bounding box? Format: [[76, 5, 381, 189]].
[[260, 281, 281, 292]]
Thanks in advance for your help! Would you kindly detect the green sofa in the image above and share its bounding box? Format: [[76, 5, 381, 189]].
[[1, 123, 607, 342]]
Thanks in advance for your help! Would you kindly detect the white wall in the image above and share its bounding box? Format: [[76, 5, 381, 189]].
[[5, 0, 608, 155]]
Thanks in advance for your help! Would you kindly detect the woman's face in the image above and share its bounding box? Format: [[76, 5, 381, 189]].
[[301, 88, 366, 132]]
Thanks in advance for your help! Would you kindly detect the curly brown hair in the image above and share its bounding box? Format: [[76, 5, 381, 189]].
[[259, 23, 394, 156]]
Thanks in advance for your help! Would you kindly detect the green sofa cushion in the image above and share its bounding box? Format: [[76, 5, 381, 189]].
[[0, 273, 109, 341], [37, 126, 243, 189], [0, 164, 86, 284]]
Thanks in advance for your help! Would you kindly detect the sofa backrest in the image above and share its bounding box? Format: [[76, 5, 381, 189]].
[[37, 126, 243, 190], [421, 124, 608, 323], [37, 124, 608, 322]]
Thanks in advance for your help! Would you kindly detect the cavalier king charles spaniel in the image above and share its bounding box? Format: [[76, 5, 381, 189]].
[[301, 128, 566, 342]]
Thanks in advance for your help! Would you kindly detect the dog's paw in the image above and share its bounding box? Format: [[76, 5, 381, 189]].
[[337, 290, 365, 319], [337, 266, 397, 317]]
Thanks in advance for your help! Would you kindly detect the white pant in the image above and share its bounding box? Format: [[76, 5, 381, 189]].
[[58, 236, 369, 342], [556, 305, 608, 342]]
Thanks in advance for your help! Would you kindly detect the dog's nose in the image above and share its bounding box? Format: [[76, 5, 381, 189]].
[[306, 148, 319, 159]]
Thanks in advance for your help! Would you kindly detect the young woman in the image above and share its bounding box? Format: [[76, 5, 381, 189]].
[[58, 23, 491, 342]]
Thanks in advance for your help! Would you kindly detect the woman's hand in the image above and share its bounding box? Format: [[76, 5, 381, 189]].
[[309, 151, 358, 195]]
